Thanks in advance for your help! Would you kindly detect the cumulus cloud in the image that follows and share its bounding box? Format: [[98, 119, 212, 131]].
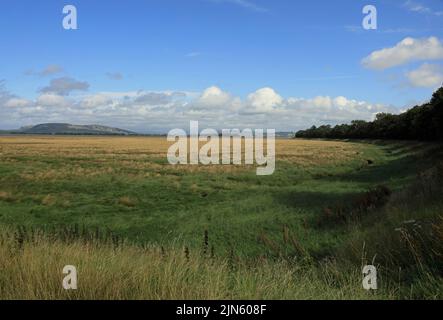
[[195, 86, 233, 109], [40, 77, 89, 96], [80, 94, 113, 108], [406, 63, 443, 88], [245, 87, 283, 113], [362, 37, 443, 70], [134, 92, 186, 106], [0, 83, 400, 132], [312, 96, 332, 109], [36, 94, 70, 107], [4, 98, 32, 108], [0, 82, 35, 124], [284, 95, 392, 123]]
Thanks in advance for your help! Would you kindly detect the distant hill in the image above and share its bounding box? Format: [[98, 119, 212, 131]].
[[8, 123, 137, 135]]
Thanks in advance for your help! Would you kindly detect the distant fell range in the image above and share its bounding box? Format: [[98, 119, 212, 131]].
[[0, 123, 294, 137], [1, 123, 137, 136]]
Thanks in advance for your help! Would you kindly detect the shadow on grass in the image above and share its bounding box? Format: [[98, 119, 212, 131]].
[[275, 190, 357, 211], [276, 142, 443, 219], [321, 143, 443, 188]]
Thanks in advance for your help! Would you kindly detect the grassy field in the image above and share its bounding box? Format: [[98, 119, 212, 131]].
[[0, 136, 442, 299]]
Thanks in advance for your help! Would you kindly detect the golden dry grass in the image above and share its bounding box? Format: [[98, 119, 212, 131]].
[[0, 136, 360, 160], [0, 230, 390, 300], [0, 136, 362, 180]]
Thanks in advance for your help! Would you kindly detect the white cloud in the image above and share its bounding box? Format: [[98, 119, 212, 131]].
[[4, 98, 32, 108], [196, 86, 232, 108], [0, 84, 399, 132], [283, 95, 392, 122], [406, 63, 443, 88], [37, 94, 69, 107], [81, 94, 113, 108], [312, 96, 332, 109], [246, 87, 283, 113], [134, 91, 187, 106], [333, 96, 349, 108], [362, 37, 443, 70]]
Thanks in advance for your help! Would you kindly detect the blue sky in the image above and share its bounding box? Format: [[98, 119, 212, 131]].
[[1, 0, 443, 132]]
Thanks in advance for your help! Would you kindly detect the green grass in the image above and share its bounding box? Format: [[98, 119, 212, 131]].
[[0, 139, 430, 255], [0, 137, 442, 299]]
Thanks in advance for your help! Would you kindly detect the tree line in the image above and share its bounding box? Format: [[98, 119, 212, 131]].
[[295, 86, 443, 141]]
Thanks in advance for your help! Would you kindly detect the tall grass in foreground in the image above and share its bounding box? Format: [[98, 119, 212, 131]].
[[0, 224, 440, 300], [0, 228, 397, 300]]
